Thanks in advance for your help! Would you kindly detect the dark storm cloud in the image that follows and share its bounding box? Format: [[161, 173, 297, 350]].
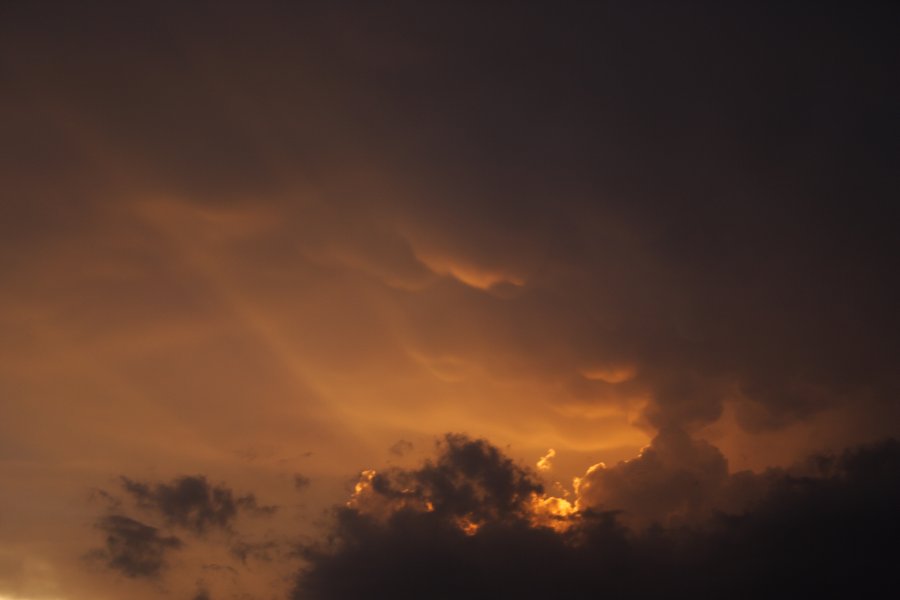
[[2, 0, 897, 441], [120, 475, 276, 534], [293, 473, 311, 490], [88, 515, 183, 579], [403, 1, 899, 433], [573, 427, 777, 526], [581, 428, 726, 519], [295, 435, 900, 599], [366, 434, 542, 524]]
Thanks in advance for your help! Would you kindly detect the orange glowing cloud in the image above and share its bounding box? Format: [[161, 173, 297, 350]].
[[536, 448, 556, 471], [413, 252, 525, 291]]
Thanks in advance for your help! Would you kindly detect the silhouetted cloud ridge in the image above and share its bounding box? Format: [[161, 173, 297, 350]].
[[295, 435, 900, 599]]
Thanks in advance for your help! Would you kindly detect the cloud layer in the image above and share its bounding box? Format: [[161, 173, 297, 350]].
[[0, 3, 897, 599]]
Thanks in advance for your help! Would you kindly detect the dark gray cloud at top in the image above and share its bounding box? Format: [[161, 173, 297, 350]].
[[2, 1, 896, 442], [296, 434, 900, 600]]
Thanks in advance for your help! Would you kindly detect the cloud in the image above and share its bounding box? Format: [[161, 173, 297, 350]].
[[573, 427, 736, 526], [348, 434, 542, 529], [86, 476, 288, 595], [229, 539, 281, 565], [295, 434, 900, 599], [88, 515, 183, 579], [536, 448, 555, 471], [120, 475, 277, 534], [388, 439, 414, 457]]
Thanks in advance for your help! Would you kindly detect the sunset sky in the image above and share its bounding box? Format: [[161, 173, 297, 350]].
[[1, 2, 898, 599]]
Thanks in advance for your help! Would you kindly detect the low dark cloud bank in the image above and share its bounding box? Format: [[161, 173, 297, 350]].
[[296, 434, 900, 599]]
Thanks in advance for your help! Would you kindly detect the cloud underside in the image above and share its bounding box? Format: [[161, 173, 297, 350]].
[[296, 434, 900, 599], [2, 3, 897, 455]]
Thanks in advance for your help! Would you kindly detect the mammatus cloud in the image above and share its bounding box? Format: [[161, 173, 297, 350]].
[[87, 515, 182, 579], [295, 434, 900, 599]]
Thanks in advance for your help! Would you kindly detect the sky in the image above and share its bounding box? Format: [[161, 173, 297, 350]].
[[1, 2, 898, 599]]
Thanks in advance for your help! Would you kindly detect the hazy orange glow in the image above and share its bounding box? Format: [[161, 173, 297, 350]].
[[2, 3, 896, 599]]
